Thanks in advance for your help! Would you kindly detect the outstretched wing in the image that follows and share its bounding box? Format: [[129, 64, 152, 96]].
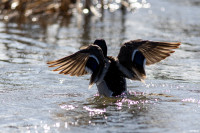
[[47, 44, 106, 86], [117, 39, 181, 80]]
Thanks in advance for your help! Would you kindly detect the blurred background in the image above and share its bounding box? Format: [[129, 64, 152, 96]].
[[0, 0, 200, 132]]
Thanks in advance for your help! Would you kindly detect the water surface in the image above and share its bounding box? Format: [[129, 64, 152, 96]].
[[0, 0, 200, 132]]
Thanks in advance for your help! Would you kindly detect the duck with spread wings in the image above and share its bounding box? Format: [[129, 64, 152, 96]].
[[47, 39, 180, 97]]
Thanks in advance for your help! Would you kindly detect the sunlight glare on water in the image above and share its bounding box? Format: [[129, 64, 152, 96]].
[[0, 0, 200, 132]]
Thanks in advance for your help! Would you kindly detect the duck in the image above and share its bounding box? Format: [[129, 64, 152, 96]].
[[47, 39, 180, 97]]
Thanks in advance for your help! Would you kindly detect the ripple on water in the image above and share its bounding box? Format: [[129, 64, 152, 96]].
[[0, 0, 200, 132], [54, 92, 159, 130]]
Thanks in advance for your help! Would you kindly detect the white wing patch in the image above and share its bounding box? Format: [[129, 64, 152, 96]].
[[85, 55, 100, 74], [132, 49, 146, 70], [89, 55, 99, 64], [131, 49, 139, 62], [130, 49, 147, 81]]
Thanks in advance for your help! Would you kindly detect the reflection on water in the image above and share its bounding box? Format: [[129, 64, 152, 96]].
[[0, 0, 200, 132], [55, 94, 152, 130], [0, 7, 128, 64]]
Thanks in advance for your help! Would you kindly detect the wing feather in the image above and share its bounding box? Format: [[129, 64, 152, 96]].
[[54, 54, 85, 72], [117, 39, 181, 80], [47, 44, 106, 81], [137, 41, 180, 65]]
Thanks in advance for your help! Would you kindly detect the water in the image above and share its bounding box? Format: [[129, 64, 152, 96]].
[[0, 0, 200, 132]]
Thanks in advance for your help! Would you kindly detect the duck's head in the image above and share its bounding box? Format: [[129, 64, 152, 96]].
[[94, 39, 107, 57]]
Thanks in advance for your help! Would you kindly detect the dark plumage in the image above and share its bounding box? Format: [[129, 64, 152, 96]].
[[47, 39, 181, 97]]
